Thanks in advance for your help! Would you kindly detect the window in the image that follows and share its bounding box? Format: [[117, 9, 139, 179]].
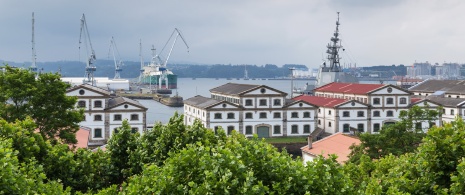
[[387, 111, 394, 117], [291, 112, 298, 118], [318, 120, 321, 125], [114, 128, 119, 134], [303, 125, 310, 133], [357, 111, 364, 117], [343, 111, 350, 117], [429, 122, 436, 128], [131, 114, 139, 121], [273, 125, 281, 134], [259, 99, 267, 106], [79, 89, 85, 95], [78, 100, 86, 108], [94, 100, 102, 108], [400, 97, 407, 104], [273, 112, 281, 118], [131, 128, 138, 133], [227, 126, 234, 135], [373, 98, 380, 105], [357, 123, 364, 132], [291, 125, 298, 134], [343, 124, 350, 133], [227, 113, 235, 119], [245, 126, 253, 134], [94, 128, 102, 138], [82, 115, 86, 121], [387, 98, 394, 104], [303, 112, 310, 118], [328, 110, 332, 115], [245, 99, 253, 106], [214, 126, 219, 134], [94, 114, 102, 121], [214, 113, 222, 119], [245, 112, 253, 119], [328, 122, 332, 127], [373, 123, 380, 132], [273, 99, 281, 106], [451, 109, 455, 115], [114, 114, 122, 121], [373, 111, 380, 117], [259, 112, 267, 118], [318, 109, 321, 113], [415, 122, 422, 130]]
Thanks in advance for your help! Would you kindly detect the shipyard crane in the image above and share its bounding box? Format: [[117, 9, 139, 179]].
[[30, 12, 38, 74], [108, 36, 123, 79], [138, 39, 144, 83], [79, 14, 97, 85], [159, 28, 189, 67]]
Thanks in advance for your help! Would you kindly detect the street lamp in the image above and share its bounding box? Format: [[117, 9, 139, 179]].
[[289, 67, 295, 99]]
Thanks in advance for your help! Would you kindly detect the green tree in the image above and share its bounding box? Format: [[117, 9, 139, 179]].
[[0, 65, 83, 144], [106, 119, 139, 184], [348, 105, 440, 163]]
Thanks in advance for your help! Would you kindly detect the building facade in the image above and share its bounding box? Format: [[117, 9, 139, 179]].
[[66, 84, 147, 147], [183, 83, 317, 137]]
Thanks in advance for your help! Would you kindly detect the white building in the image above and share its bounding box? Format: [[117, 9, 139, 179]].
[[62, 77, 130, 91], [183, 83, 317, 137], [66, 84, 147, 147], [409, 80, 465, 99], [295, 82, 411, 133]]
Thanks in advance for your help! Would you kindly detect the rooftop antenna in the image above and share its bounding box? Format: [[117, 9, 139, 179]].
[[30, 12, 38, 74]]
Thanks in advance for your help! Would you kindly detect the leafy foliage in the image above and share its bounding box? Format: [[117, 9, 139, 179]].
[[348, 105, 440, 163], [0, 65, 83, 144]]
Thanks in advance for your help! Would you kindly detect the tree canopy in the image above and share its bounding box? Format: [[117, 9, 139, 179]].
[[0, 65, 83, 144]]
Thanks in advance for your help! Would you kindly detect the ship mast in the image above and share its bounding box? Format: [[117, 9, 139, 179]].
[[326, 12, 342, 72], [30, 12, 38, 74]]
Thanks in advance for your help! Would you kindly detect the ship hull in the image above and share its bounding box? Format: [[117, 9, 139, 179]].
[[141, 74, 178, 89]]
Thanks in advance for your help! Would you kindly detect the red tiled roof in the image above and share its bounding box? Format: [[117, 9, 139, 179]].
[[293, 95, 349, 108], [315, 82, 385, 95], [74, 127, 90, 149], [411, 98, 422, 104], [301, 133, 361, 164]]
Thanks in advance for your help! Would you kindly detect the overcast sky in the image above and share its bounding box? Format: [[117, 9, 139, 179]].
[[1, 0, 465, 69]]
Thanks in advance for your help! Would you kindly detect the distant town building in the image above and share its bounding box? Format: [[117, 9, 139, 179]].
[[407, 61, 432, 79], [434, 63, 461, 79]]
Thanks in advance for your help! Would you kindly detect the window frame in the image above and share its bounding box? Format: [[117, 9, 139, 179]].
[[273, 112, 281, 119], [387, 110, 394, 117], [386, 98, 394, 105], [78, 100, 86, 108], [273, 125, 281, 134], [259, 112, 267, 119], [291, 112, 298, 118], [114, 114, 122, 121], [357, 111, 364, 117], [245, 112, 253, 119], [373, 98, 380, 105], [227, 113, 235, 119], [399, 97, 407, 104], [259, 99, 267, 106], [245, 126, 253, 134], [94, 128, 102, 138], [303, 125, 310, 133], [245, 99, 253, 106], [291, 125, 298, 134], [214, 113, 222, 119], [130, 114, 139, 121], [373, 123, 380, 132], [94, 114, 102, 121], [343, 111, 350, 117], [273, 99, 281, 106], [357, 123, 364, 132], [94, 100, 102, 108], [373, 111, 380, 117], [303, 112, 311, 118], [343, 124, 350, 133]]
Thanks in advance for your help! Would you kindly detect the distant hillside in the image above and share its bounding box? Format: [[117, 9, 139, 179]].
[[1, 60, 308, 79]]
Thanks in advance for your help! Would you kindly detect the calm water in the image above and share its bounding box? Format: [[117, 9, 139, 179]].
[[138, 78, 396, 125]]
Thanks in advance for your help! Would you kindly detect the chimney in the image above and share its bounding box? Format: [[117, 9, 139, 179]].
[[308, 135, 313, 149]]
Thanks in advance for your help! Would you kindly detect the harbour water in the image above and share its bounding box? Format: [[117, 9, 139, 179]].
[[138, 78, 396, 125]]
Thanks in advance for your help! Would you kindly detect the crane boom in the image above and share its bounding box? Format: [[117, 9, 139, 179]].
[[162, 28, 189, 67], [79, 14, 97, 85], [108, 36, 123, 79]]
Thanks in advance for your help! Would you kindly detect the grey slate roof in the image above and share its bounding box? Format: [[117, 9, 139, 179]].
[[209, 82, 287, 96], [210, 83, 261, 96], [184, 95, 222, 109], [409, 80, 465, 94], [426, 96, 465, 107], [67, 83, 111, 96], [106, 96, 147, 110]]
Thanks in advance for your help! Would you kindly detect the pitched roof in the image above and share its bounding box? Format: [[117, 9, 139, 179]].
[[409, 80, 465, 94], [209, 83, 287, 96], [73, 127, 90, 149], [293, 95, 349, 108], [425, 96, 465, 107], [67, 83, 111, 96], [184, 95, 222, 109], [314, 82, 385, 95], [301, 133, 361, 164], [106, 97, 147, 110]]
